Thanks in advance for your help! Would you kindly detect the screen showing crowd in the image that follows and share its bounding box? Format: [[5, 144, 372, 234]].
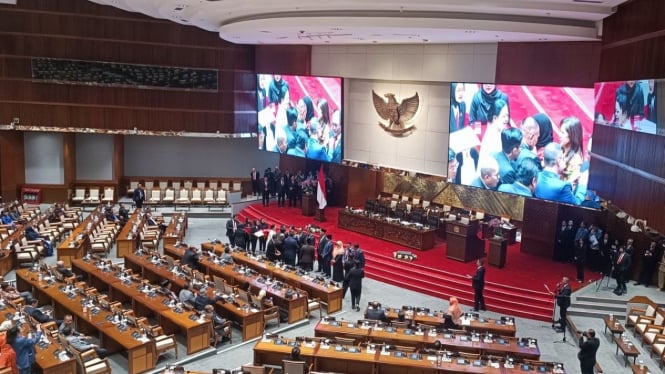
[[594, 79, 662, 136], [256, 74, 343, 164], [448, 83, 597, 207]]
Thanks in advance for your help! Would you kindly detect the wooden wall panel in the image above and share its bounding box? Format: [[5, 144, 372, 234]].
[[520, 199, 559, 257], [255, 45, 312, 76], [0, 0, 254, 134], [346, 167, 381, 208], [496, 42, 600, 87], [0, 132, 25, 200], [599, 0, 665, 81], [590, 125, 665, 234]]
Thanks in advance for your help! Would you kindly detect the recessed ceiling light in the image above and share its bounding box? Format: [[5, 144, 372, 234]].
[[331, 27, 343, 31], [260, 30, 272, 34], [372, 40, 378, 43]]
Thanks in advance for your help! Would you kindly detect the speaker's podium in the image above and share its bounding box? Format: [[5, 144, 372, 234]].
[[445, 219, 485, 262]]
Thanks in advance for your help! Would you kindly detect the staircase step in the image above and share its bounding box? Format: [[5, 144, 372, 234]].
[[572, 301, 626, 313], [575, 295, 630, 305], [568, 307, 626, 320]]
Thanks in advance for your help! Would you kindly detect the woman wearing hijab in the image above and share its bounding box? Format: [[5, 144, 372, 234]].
[[532, 113, 554, 158], [449, 83, 467, 132], [443, 296, 463, 329], [331, 241, 345, 283], [469, 84, 509, 125]]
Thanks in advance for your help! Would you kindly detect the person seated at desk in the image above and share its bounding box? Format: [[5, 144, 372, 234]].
[[0, 276, 32, 301], [283, 347, 309, 374], [0, 210, 15, 227], [61, 326, 108, 358], [56, 261, 84, 281], [442, 296, 463, 329], [178, 283, 195, 305], [203, 305, 230, 343], [118, 203, 130, 222], [104, 206, 119, 223], [159, 280, 178, 301], [182, 247, 202, 271], [192, 285, 223, 311], [365, 302, 387, 322], [418, 340, 443, 355], [24, 299, 57, 324], [24, 224, 54, 257], [59, 314, 85, 336], [220, 247, 234, 263]]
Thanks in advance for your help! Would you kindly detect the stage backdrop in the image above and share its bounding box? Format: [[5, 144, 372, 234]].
[[344, 79, 451, 176]]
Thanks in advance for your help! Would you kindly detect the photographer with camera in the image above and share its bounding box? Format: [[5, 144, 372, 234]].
[[577, 328, 599, 374]]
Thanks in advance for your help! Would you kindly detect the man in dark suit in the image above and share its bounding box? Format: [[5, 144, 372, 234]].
[[534, 143, 583, 205], [276, 176, 287, 207], [345, 261, 365, 311], [471, 259, 486, 311], [555, 276, 571, 332], [226, 215, 238, 245], [321, 235, 334, 277], [133, 183, 145, 209], [317, 230, 329, 273], [365, 302, 387, 321], [250, 168, 261, 197], [492, 127, 522, 185], [577, 329, 600, 374], [281, 232, 299, 266], [469, 157, 499, 190], [298, 237, 315, 271], [261, 177, 271, 206], [614, 246, 632, 295], [182, 246, 201, 271], [24, 298, 56, 323]]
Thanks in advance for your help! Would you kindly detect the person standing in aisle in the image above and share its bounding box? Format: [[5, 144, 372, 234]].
[[470, 259, 486, 311], [345, 261, 364, 312]]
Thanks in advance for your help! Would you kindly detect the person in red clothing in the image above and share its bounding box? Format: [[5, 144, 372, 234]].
[[0, 320, 18, 374]]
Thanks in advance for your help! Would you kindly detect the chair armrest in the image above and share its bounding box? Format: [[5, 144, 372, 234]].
[[637, 316, 656, 323], [629, 307, 646, 315]]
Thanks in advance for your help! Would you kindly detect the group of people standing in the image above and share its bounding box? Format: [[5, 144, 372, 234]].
[[555, 219, 661, 296], [252, 167, 332, 208]]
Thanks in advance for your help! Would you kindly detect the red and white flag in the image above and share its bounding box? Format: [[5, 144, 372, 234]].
[[316, 165, 327, 209]]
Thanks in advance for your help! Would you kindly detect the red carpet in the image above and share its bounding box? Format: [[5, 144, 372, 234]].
[[239, 203, 599, 321]]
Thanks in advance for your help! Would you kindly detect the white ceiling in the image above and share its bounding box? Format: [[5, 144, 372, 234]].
[[88, 0, 629, 45]]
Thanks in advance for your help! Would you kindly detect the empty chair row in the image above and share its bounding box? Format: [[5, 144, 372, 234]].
[[71, 187, 115, 205], [127, 180, 243, 196], [144, 187, 228, 207]]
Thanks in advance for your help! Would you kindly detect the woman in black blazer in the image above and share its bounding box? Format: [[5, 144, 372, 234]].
[[345, 261, 365, 311]]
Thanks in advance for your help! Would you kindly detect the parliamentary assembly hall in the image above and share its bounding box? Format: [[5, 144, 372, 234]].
[[0, 0, 664, 373]]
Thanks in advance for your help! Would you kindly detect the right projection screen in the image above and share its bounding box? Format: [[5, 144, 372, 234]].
[[448, 83, 595, 207]]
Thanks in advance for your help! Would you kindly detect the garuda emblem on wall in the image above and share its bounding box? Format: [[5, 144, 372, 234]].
[[372, 90, 420, 137]]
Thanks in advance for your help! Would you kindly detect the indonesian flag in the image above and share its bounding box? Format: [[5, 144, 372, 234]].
[[317, 165, 327, 209]]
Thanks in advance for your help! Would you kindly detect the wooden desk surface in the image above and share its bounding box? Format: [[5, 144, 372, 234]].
[[122, 252, 264, 342], [163, 213, 187, 247], [253, 337, 551, 374], [315, 321, 539, 360], [384, 307, 517, 337], [0, 301, 77, 374], [195, 243, 343, 314]]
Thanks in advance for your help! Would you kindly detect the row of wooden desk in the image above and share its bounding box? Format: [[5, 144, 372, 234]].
[[71, 257, 211, 356], [314, 320, 538, 359], [194, 242, 343, 314], [0, 298, 77, 374], [381, 306, 517, 337], [120, 252, 264, 342], [56, 206, 102, 267], [253, 336, 564, 374], [15, 268, 158, 374]]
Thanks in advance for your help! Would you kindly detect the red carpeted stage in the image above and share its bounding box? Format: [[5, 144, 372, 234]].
[[238, 203, 598, 321]]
